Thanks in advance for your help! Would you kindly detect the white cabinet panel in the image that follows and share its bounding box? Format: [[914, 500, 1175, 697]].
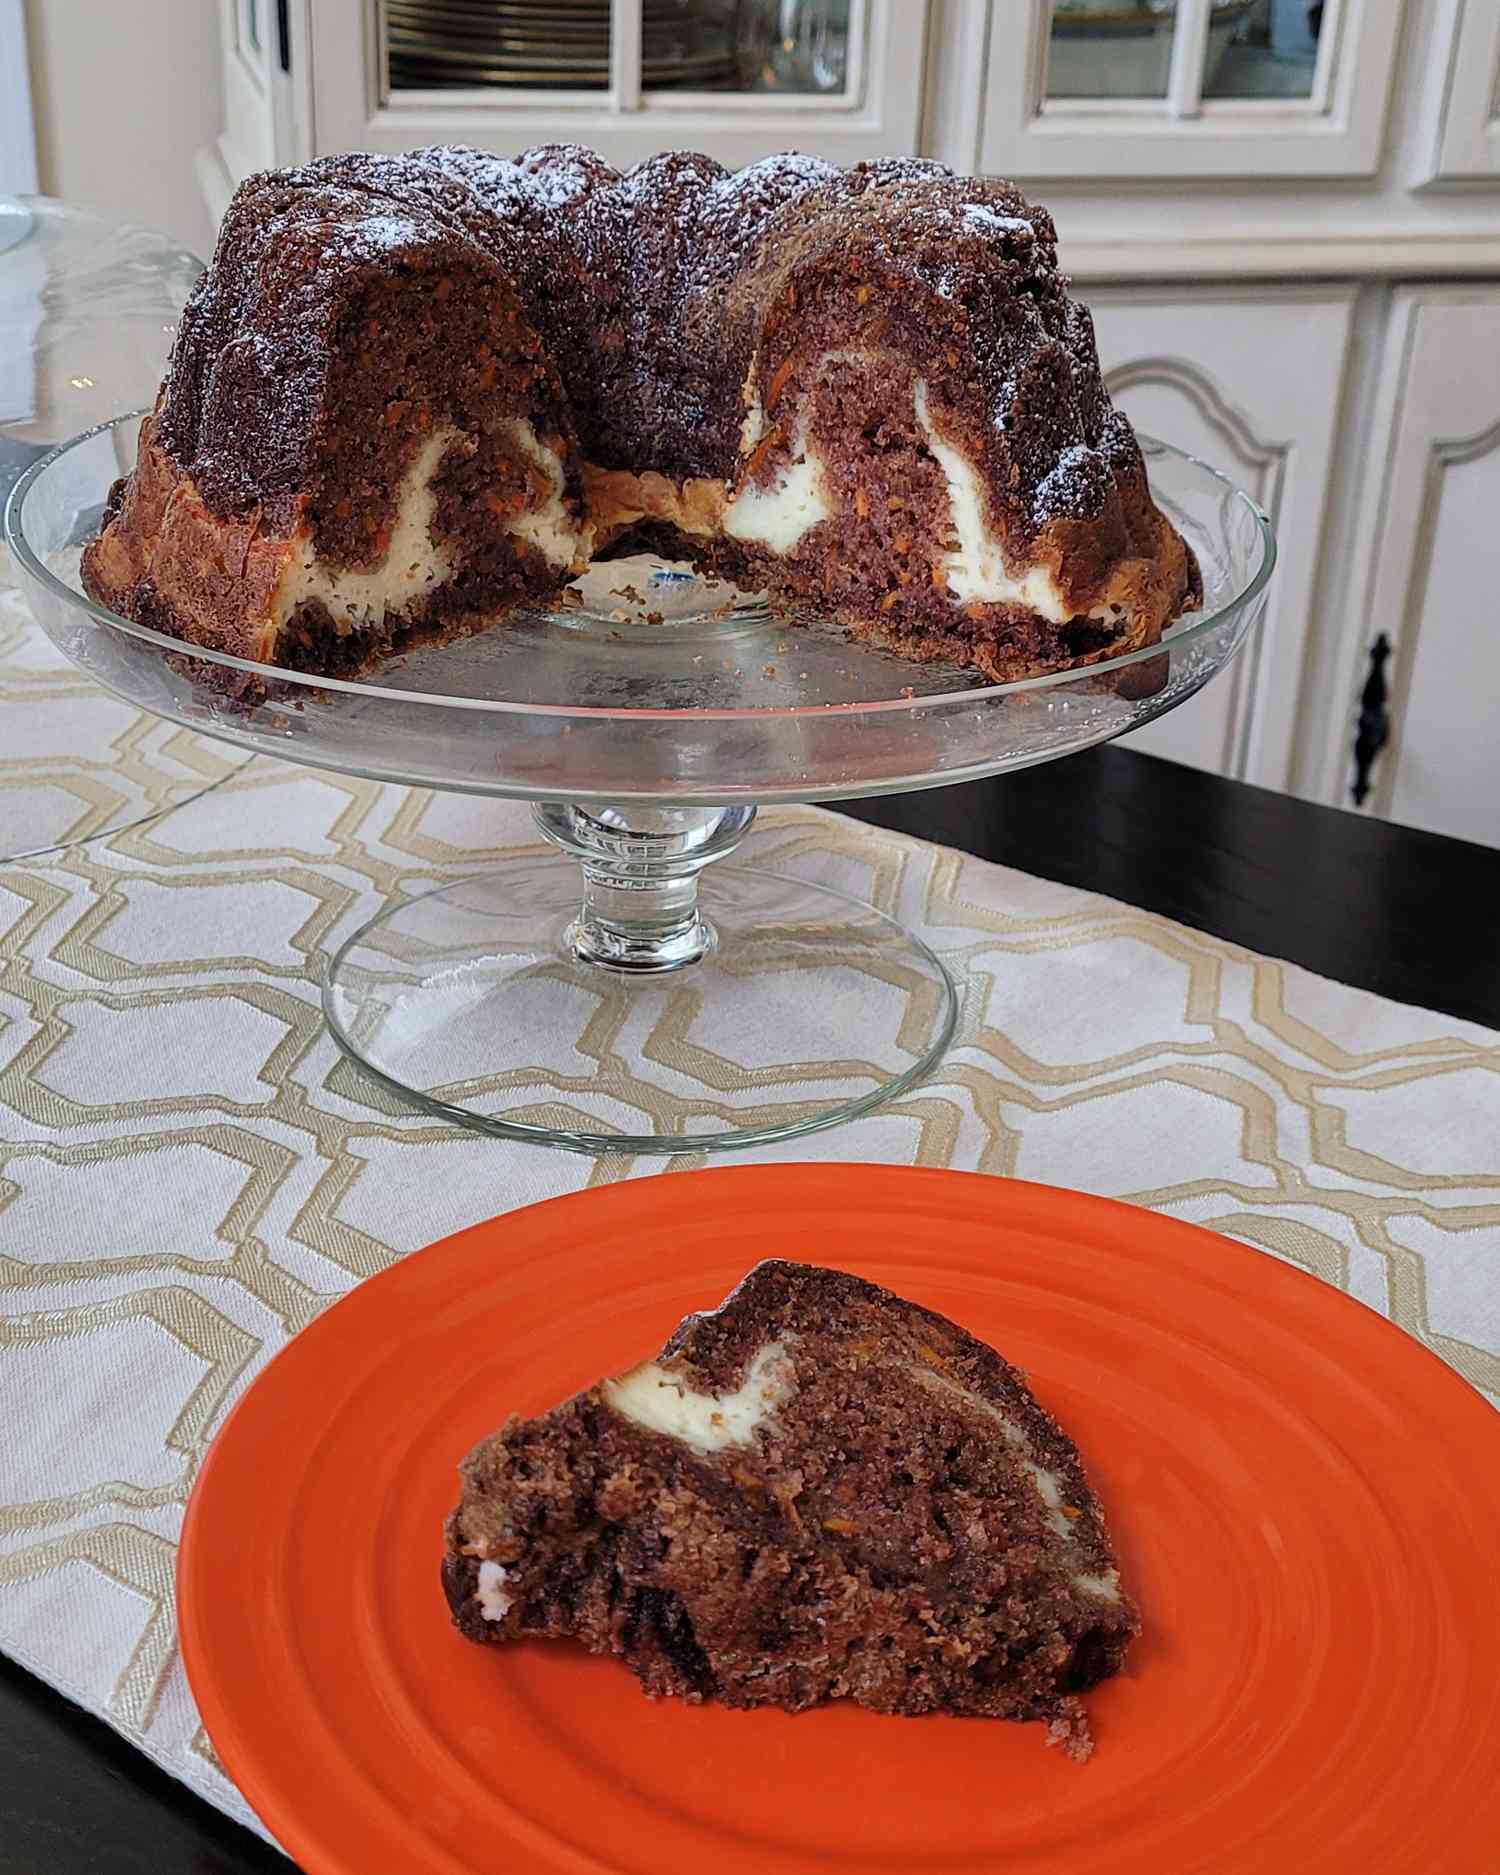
[[1088, 287, 1355, 787], [216, 0, 276, 182], [1327, 291, 1500, 846], [1387, 438, 1500, 841], [1412, 0, 1500, 183]]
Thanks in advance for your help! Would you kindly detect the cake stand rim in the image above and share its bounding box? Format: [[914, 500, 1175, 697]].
[[4, 410, 1278, 727]]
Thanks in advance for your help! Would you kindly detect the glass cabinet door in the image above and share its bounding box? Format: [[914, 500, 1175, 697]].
[[310, 0, 925, 168], [1200, 0, 1320, 101], [1046, 1, 1175, 101], [383, 1, 854, 97], [982, 0, 1403, 178], [1045, 1, 1323, 105]]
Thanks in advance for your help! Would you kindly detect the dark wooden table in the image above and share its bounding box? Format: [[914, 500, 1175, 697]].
[[4, 745, 1497, 1873]]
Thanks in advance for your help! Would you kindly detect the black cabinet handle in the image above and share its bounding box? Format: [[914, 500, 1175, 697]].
[[277, 0, 291, 73], [1351, 633, 1391, 807]]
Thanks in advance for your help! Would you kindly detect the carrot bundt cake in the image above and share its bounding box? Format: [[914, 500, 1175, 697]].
[[84, 146, 1198, 686]]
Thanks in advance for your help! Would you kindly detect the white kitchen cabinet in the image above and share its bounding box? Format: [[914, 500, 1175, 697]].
[[923, 0, 1500, 279], [1087, 286, 1356, 788], [1312, 289, 1500, 846], [201, 0, 313, 221]]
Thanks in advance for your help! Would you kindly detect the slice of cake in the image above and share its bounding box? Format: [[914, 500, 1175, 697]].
[[443, 1260, 1137, 1758]]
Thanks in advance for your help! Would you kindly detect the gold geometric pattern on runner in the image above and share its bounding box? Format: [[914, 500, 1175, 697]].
[[0, 591, 247, 860], [1, 633, 1497, 1839], [0, 1524, 180, 1732]]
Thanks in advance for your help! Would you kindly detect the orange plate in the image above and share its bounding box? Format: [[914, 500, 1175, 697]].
[[180, 1165, 1500, 1874]]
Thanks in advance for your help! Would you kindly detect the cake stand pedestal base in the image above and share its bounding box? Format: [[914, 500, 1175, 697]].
[[322, 803, 958, 1155]]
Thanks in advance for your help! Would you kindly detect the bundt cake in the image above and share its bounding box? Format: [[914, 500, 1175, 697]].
[[83, 145, 1199, 687], [443, 1259, 1138, 1759]]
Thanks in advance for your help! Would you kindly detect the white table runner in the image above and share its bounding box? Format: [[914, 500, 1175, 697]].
[[2, 584, 1498, 1849]]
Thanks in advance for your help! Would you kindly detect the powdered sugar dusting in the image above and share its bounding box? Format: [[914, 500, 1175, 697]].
[[722, 149, 836, 198], [901, 189, 1049, 303], [1033, 443, 1107, 521], [961, 203, 1035, 241], [675, 151, 836, 265], [338, 211, 427, 253], [517, 143, 618, 208]]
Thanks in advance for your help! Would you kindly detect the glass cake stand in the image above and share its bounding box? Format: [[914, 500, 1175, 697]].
[[5, 413, 1275, 1154]]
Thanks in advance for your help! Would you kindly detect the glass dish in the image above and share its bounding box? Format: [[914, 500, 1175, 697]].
[[5, 414, 1274, 1154], [0, 197, 231, 859]]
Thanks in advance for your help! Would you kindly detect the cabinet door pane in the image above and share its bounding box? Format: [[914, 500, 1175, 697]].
[[384, 1, 857, 99], [729, 0, 852, 94], [1411, 0, 1500, 181], [1047, 3, 1173, 100], [980, 0, 1399, 177], [1201, 0, 1319, 99], [387, 0, 617, 92]]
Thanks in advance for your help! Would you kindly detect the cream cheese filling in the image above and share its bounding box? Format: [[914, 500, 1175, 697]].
[[739, 385, 768, 455], [907, 1361, 1121, 1602], [502, 417, 593, 568], [265, 374, 1125, 640], [727, 362, 1130, 627], [476, 1559, 513, 1621], [914, 381, 1075, 622], [914, 380, 1128, 632], [725, 349, 875, 555], [602, 1338, 796, 1453], [274, 426, 459, 633], [273, 419, 590, 637], [722, 433, 833, 554]]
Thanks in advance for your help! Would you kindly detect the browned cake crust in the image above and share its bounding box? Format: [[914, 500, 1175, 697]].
[[85, 147, 1199, 687], [443, 1261, 1139, 1758]]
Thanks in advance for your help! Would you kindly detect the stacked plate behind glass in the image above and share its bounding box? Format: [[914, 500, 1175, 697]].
[[387, 0, 738, 91]]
